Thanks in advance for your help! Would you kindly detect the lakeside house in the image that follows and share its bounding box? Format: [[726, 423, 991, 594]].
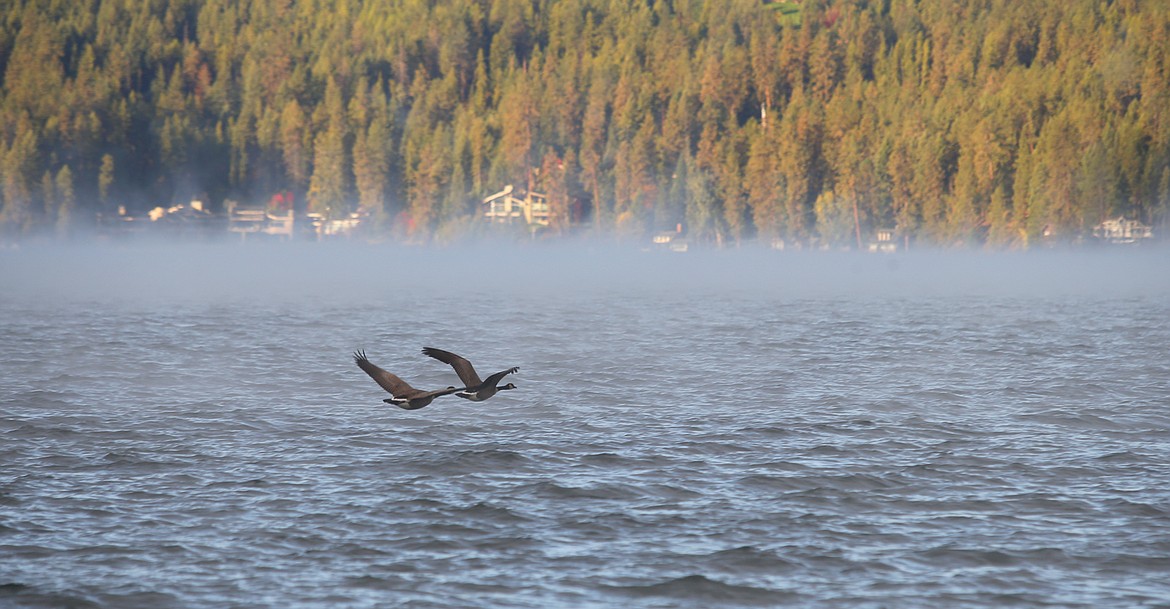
[[99, 199, 224, 236], [650, 224, 688, 252], [307, 209, 366, 238], [482, 185, 550, 226], [1092, 216, 1154, 244], [226, 199, 295, 240], [867, 227, 899, 253]]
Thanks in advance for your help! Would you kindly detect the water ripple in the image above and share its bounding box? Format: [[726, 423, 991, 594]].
[[3, 283, 1170, 608]]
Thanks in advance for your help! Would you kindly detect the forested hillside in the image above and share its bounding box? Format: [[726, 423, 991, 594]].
[[2, 0, 1168, 246]]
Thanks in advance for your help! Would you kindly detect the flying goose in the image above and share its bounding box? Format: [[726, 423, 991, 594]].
[[353, 350, 462, 410], [422, 347, 518, 402]]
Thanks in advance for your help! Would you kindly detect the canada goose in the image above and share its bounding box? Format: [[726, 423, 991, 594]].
[[422, 347, 518, 402], [353, 350, 462, 410]]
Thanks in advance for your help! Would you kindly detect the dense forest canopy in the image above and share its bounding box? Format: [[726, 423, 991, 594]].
[[1, 0, 1168, 247]]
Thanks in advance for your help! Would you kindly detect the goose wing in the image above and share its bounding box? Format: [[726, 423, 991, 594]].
[[421, 386, 462, 399], [422, 347, 482, 387], [481, 366, 519, 389], [354, 350, 415, 397]]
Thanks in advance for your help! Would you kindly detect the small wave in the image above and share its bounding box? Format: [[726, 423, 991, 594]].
[[344, 573, 407, 589], [636, 482, 704, 501], [388, 497, 450, 512], [917, 545, 1072, 569], [203, 478, 270, 489], [702, 545, 798, 572], [887, 497, 1002, 515], [1, 389, 82, 408], [389, 533, 478, 554], [673, 439, 755, 457], [579, 452, 626, 465], [825, 472, 903, 492], [520, 480, 646, 501], [63, 544, 141, 557], [1091, 553, 1170, 574], [907, 388, 971, 404], [737, 474, 811, 493], [1021, 410, 1128, 430], [1096, 449, 1155, 463], [0, 584, 102, 609], [608, 573, 793, 605], [96, 452, 186, 472], [1102, 497, 1169, 517], [0, 544, 57, 560], [737, 425, 795, 438], [5, 423, 85, 438], [100, 591, 182, 608], [428, 448, 536, 473], [451, 501, 534, 525]]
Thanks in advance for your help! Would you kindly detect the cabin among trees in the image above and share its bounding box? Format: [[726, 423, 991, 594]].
[[867, 227, 899, 253], [2, 0, 1169, 248], [482, 185, 550, 227], [1092, 216, 1154, 245]]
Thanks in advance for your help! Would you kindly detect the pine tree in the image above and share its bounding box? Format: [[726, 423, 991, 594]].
[[98, 154, 115, 209], [54, 165, 75, 236], [308, 119, 347, 220], [353, 110, 391, 218], [746, 129, 784, 243], [0, 0, 1168, 245], [280, 100, 311, 188]]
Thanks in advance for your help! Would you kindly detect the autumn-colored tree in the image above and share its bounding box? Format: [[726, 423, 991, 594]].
[[405, 123, 452, 239], [353, 113, 390, 216], [54, 164, 75, 236], [814, 190, 856, 248], [306, 93, 344, 219], [746, 129, 784, 243], [0, 0, 1167, 247], [538, 149, 572, 235], [1, 125, 37, 232], [280, 100, 311, 188], [579, 68, 611, 230], [685, 163, 722, 244], [494, 66, 538, 189]]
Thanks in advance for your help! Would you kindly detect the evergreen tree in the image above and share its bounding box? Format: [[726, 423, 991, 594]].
[[308, 77, 349, 219], [0, 0, 1167, 246], [1, 121, 38, 233], [353, 108, 390, 218], [98, 154, 114, 209], [55, 164, 75, 237], [280, 100, 311, 188]]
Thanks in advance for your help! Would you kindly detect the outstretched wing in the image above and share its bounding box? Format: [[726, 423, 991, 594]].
[[481, 366, 519, 389], [422, 386, 463, 399], [354, 350, 414, 397], [422, 347, 483, 387]]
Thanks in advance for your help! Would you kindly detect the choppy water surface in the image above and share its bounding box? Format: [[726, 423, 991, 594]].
[[2, 244, 1170, 608]]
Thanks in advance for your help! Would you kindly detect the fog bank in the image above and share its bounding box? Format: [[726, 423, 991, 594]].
[[3, 241, 1168, 306]]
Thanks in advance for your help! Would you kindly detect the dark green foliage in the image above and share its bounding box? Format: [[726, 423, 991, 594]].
[[1, 0, 1167, 246]]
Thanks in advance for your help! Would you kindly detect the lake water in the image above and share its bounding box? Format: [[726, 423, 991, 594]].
[[2, 242, 1170, 608]]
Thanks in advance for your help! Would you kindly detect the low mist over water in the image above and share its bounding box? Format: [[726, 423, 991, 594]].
[[4, 241, 1169, 304], [3, 243, 1169, 608]]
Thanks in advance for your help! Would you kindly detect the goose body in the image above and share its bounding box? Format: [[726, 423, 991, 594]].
[[353, 350, 461, 410], [422, 347, 518, 402]]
